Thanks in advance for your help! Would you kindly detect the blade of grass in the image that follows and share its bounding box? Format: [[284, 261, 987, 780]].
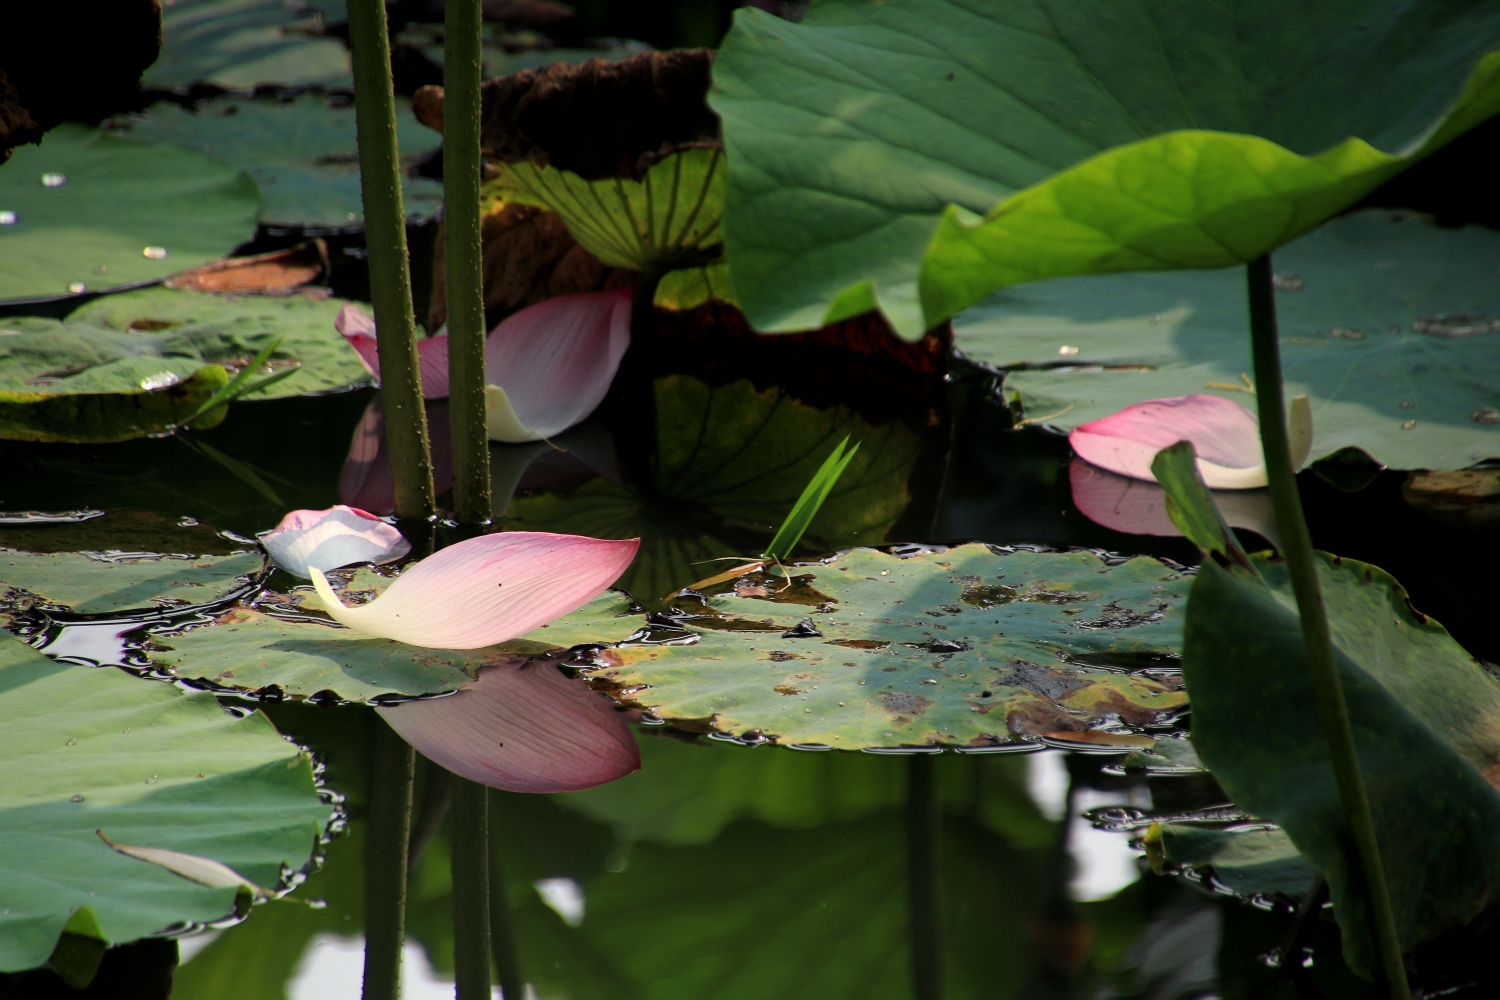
[[763, 436, 860, 561], [177, 436, 283, 506], [182, 337, 294, 423]]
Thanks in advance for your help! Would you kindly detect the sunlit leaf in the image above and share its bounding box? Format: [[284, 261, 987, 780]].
[[712, 0, 1500, 336]]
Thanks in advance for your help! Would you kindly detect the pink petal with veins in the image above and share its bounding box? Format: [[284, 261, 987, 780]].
[[258, 505, 410, 577], [1069, 394, 1263, 484], [336, 303, 451, 399], [484, 289, 632, 441], [309, 531, 639, 649], [377, 659, 640, 792]]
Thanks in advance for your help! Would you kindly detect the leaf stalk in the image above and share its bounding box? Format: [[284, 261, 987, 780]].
[[362, 721, 416, 1000], [1246, 254, 1409, 999], [450, 777, 492, 1000]]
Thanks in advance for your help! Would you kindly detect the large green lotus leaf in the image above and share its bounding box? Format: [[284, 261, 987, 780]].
[[68, 287, 371, 397], [1147, 823, 1319, 899], [0, 550, 263, 616], [0, 636, 334, 974], [145, 0, 352, 90], [711, 0, 1500, 337], [488, 147, 725, 273], [145, 568, 619, 700], [120, 94, 443, 229], [0, 126, 260, 302], [576, 544, 1188, 748], [965, 212, 1500, 471]]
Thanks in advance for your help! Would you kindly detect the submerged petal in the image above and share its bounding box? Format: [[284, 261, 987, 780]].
[[377, 659, 641, 792], [1070, 394, 1267, 489], [1069, 459, 1280, 547], [309, 531, 639, 648], [336, 303, 451, 399], [483, 289, 632, 441], [259, 505, 410, 577]]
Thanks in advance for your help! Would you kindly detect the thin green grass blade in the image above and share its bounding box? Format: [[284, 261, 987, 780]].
[[183, 336, 289, 422], [763, 436, 859, 561]]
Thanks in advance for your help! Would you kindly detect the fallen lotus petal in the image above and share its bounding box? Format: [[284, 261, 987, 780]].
[[336, 303, 451, 399], [259, 505, 410, 577], [309, 531, 639, 648], [484, 289, 632, 442], [377, 658, 641, 792], [97, 830, 267, 896], [1068, 459, 1280, 547], [1068, 394, 1312, 489]]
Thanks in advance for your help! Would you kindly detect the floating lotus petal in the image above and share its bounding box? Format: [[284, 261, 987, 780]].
[[377, 658, 641, 792], [484, 289, 632, 443], [1069, 459, 1280, 547], [309, 531, 639, 649], [1068, 394, 1312, 490], [259, 505, 410, 577], [336, 303, 451, 399]]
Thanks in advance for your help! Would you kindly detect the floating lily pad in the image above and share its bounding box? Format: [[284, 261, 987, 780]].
[[489, 147, 725, 273], [0, 636, 334, 976], [572, 544, 1188, 748], [712, 0, 1500, 336], [0, 364, 229, 445], [0, 549, 263, 616], [145, 0, 352, 91], [119, 94, 443, 230], [0, 125, 259, 302], [963, 212, 1500, 471], [1146, 823, 1319, 899], [69, 286, 372, 397]]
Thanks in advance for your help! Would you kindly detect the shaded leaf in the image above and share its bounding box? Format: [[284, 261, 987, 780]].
[[967, 211, 1500, 472], [144, 0, 352, 91], [0, 366, 230, 444], [1146, 823, 1319, 899]]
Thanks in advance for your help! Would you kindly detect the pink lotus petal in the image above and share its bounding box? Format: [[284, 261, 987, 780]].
[[309, 531, 639, 649], [338, 395, 454, 515], [484, 289, 632, 442], [1069, 458, 1280, 546], [377, 658, 640, 792], [1069, 394, 1267, 489], [258, 505, 410, 577], [336, 303, 451, 399]]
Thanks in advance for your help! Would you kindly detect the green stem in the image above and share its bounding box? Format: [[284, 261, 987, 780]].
[[362, 721, 416, 1000], [488, 797, 526, 1000], [450, 777, 492, 1000], [443, 0, 491, 523], [348, 0, 435, 520], [1246, 255, 1409, 1000], [904, 755, 945, 1000]]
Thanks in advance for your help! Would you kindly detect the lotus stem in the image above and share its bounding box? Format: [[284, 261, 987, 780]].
[[488, 798, 527, 1000], [450, 777, 492, 1000], [362, 721, 416, 1000], [348, 0, 436, 521], [1246, 254, 1409, 999], [905, 755, 945, 1000], [444, 0, 491, 523]]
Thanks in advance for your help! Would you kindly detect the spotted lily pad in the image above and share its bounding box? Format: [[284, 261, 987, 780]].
[[964, 212, 1500, 471], [0, 635, 334, 976], [571, 544, 1189, 748], [0, 549, 263, 616]]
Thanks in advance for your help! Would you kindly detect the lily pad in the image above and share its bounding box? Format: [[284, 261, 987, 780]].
[[0, 635, 334, 975], [0, 364, 229, 445], [574, 543, 1189, 748], [964, 212, 1500, 471], [711, 0, 1500, 336], [0, 549, 263, 616], [1153, 443, 1500, 975], [488, 147, 725, 273], [1145, 823, 1319, 899], [145, 0, 352, 91], [0, 125, 260, 302], [118, 94, 444, 230], [68, 286, 372, 397]]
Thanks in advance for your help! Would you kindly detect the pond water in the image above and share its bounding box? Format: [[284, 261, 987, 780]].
[[2, 315, 1494, 998]]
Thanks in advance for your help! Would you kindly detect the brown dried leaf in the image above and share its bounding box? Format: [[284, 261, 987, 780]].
[[164, 240, 328, 296]]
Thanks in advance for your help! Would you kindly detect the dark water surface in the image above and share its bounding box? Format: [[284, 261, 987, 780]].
[[4, 341, 1497, 999]]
